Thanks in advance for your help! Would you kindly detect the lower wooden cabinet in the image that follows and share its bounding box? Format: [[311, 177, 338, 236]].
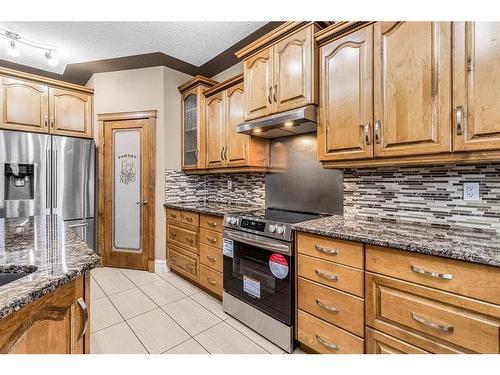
[[0, 274, 90, 354], [366, 328, 429, 354], [297, 310, 365, 354], [167, 210, 224, 298]]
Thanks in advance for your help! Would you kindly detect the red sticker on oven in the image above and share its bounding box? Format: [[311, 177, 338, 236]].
[[269, 253, 289, 279]]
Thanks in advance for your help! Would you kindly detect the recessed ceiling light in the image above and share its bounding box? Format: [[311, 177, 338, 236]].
[[45, 51, 58, 67], [7, 40, 20, 57]]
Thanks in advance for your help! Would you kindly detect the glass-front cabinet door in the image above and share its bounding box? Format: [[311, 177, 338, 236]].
[[182, 90, 199, 168], [178, 76, 217, 171]]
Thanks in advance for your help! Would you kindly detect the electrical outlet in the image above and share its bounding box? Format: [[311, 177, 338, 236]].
[[227, 179, 232, 190], [463, 182, 480, 201]]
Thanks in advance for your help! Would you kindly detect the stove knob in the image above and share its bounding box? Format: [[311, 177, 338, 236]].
[[276, 226, 285, 235], [269, 224, 276, 233], [226, 216, 232, 224], [230, 217, 238, 225]]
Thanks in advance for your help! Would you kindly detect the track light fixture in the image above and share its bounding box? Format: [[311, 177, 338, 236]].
[[0, 28, 58, 67]]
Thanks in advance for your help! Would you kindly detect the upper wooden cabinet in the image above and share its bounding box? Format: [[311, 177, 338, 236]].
[[0, 68, 93, 138], [237, 22, 325, 121], [0, 77, 49, 133], [373, 22, 452, 158], [50, 88, 93, 138], [204, 74, 269, 170], [317, 25, 374, 161], [453, 22, 500, 152], [178, 76, 218, 171]]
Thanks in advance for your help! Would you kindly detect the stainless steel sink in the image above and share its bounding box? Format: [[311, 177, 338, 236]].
[[0, 268, 36, 287]]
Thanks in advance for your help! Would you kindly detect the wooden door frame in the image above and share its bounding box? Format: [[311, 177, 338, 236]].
[[97, 110, 157, 272]]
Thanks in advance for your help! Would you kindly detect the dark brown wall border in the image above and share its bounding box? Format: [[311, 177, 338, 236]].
[[0, 22, 284, 86]]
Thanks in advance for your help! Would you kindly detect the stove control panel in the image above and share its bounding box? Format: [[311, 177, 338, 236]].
[[240, 218, 265, 232]]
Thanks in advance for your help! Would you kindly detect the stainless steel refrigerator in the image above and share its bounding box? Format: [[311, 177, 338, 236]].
[[0, 129, 96, 250]]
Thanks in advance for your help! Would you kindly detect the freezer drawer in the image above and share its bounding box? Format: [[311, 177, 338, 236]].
[[67, 218, 95, 250]]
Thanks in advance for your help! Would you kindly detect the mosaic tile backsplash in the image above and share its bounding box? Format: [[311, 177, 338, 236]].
[[343, 164, 500, 233], [165, 169, 265, 205]]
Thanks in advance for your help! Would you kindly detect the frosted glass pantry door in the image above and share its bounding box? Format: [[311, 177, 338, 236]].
[[113, 129, 142, 251]]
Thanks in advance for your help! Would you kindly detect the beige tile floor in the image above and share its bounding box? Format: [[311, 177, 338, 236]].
[[90, 267, 306, 354]]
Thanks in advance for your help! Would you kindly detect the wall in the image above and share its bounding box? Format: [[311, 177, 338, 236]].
[[344, 163, 500, 233], [87, 66, 192, 262], [210, 62, 243, 82]]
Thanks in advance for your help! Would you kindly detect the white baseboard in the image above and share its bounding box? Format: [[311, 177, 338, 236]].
[[154, 259, 169, 273]]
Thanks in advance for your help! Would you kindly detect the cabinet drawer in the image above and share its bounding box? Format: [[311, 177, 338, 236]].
[[297, 232, 364, 269], [166, 208, 181, 222], [181, 211, 199, 226], [199, 265, 223, 297], [297, 277, 364, 337], [199, 243, 223, 273], [298, 254, 364, 297], [366, 245, 500, 305], [200, 214, 223, 233], [167, 222, 198, 253], [366, 272, 500, 353], [168, 246, 198, 281], [199, 228, 223, 249], [366, 328, 429, 354], [297, 310, 364, 354]]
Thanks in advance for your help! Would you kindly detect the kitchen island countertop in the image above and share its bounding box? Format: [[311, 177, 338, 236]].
[[0, 215, 100, 319]]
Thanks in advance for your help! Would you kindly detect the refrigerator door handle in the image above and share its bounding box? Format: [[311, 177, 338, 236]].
[[52, 149, 57, 209], [46, 149, 51, 210]]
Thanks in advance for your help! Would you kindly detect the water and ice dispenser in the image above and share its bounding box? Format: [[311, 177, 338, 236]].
[[4, 163, 35, 200]]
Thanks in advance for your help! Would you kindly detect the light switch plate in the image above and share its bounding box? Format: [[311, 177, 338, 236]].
[[227, 179, 232, 190], [463, 182, 480, 201]]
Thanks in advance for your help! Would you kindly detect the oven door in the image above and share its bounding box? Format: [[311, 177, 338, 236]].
[[223, 228, 294, 326]]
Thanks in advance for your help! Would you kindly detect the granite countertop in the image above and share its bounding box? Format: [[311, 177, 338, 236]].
[[164, 201, 263, 217], [0, 215, 101, 319], [292, 215, 500, 267]]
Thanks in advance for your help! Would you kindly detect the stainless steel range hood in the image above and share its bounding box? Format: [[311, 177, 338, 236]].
[[236, 105, 317, 139]]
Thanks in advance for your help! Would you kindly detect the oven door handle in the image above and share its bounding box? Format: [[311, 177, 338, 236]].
[[223, 229, 292, 256]]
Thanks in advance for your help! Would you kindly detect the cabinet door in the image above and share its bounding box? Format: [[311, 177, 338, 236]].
[[49, 88, 92, 138], [318, 26, 374, 161], [225, 83, 248, 167], [206, 92, 225, 168], [453, 22, 500, 152], [182, 88, 202, 169], [374, 22, 452, 157], [0, 77, 49, 133], [273, 25, 316, 113], [243, 47, 274, 120]]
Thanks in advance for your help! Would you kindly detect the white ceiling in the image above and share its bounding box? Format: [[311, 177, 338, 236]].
[[0, 22, 267, 74]]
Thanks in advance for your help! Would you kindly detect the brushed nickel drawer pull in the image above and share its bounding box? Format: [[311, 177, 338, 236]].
[[207, 277, 217, 286], [315, 335, 338, 351], [411, 313, 454, 333], [268, 86, 272, 104], [169, 231, 177, 238], [315, 244, 339, 255], [207, 255, 217, 262], [410, 265, 453, 280], [170, 213, 177, 218], [207, 221, 217, 228], [316, 299, 340, 313], [315, 269, 339, 281], [77, 297, 88, 340], [273, 84, 277, 103], [185, 216, 193, 222], [186, 264, 195, 271], [207, 237, 217, 244], [170, 255, 177, 262], [374, 120, 381, 144], [364, 122, 372, 145], [186, 237, 194, 244]]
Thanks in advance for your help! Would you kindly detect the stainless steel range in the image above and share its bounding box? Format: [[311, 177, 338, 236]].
[[222, 208, 322, 353]]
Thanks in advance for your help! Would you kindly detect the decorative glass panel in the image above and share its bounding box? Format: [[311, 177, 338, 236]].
[[184, 94, 198, 166], [112, 129, 142, 251]]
